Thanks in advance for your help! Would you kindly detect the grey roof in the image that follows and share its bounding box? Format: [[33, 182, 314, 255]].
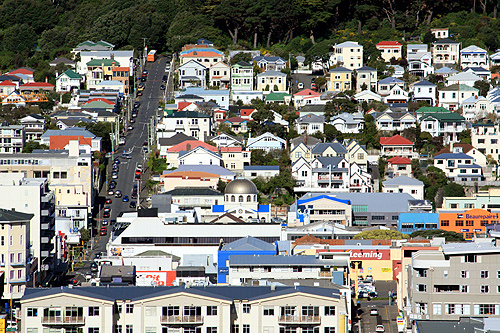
[[298, 192, 416, 213], [331, 112, 364, 125], [158, 133, 196, 147], [206, 133, 243, 144], [311, 142, 347, 155], [41, 128, 96, 138], [229, 255, 348, 267], [165, 111, 211, 118], [297, 113, 324, 123], [151, 194, 172, 213], [378, 77, 404, 85], [290, 134, 321, 148], [0, 209, 33, 223], [383, 175, 424, 186], [315, 156, 344, 168], [329, 66, 352, 73], [432, 38, 460, 44], [413, 80, 436, 87], [235, 61, 252, 67], [22, 285, 340, 303], [257, 70, 287, 77], [164, 187, 222, 196], [357, 66, 376, 71], [165, 165, 235, 177], [415, 319, 480, 333], [435, 67, 458, 74], [49, 57, 75, 66], [442, 242, 500, 255], [252, 56, 286, 64], [221, 236, 276, 251]]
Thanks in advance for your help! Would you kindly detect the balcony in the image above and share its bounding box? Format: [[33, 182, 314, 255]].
[[10, 260, 25, 267], [41, 192, 55, 203], [160, 316, 203, 325], [318, 175, 343, 180], [278, 316, 321, 324], [42, 316, 85, 325]]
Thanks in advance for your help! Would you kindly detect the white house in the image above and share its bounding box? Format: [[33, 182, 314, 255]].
[[296, 113, 324, 135], [420, 112, 466, 144], [446, 71, 482, 88], [178, 146, 223, 166], [55, 69, 82, 93], [491, 51, 500, 67], [388, 65, 404, 78], [377, 77, 404, 96], [435, 66, 459, 78], [256, 70, 287, 92], [252, 56, 286, 72], [209, 61, 230, 89], [207, 133, 243, 148], [247, 132, 286, 151], [433, 150, 484, 181], [463, 66, 491, 80], [350, 162, 373, 193], [329, 41, 363, 69], [412, 80, 437, 106], [20, 114, 45, 141], [382, 176, 424, 200], [461, 95, 492, 121], [157, 110, 212, 141], [383, 84, 409, 103], [371, 110, 417, 132], [354, 90, 382, 103], [292, 156, 351, 193], [380, 134, 418, 159], [77, 50, 133, 75], [460, 45, 489, 69], [177, 60, 207, 88], [438, 84, 478, 111], [331, 112, 365, 134], [293, 89, 322, 107], [376, 41, 403, 62], [180, 87, 230, 110], [356, 66, 377, 91], [431, 28, 449, 39], [471, 123, 500, 160], [432, 38, 460, 69], [408, 60, 435, 77]]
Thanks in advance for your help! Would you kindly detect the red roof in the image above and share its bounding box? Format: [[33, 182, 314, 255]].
[[168, 140, 218, 153], [219, 147, 243, 152], [376, 41, 402, 47], [387, 156, 412, 165], [0, 81, 16, 86], [83, 98, 114, 105], [294, 89, 321, 97], [181, 51, 222, 58], [240, 109, 256, 117], [177, 101, 194, 111], [225, 117, 247, 123], [380, 135, 414, 146], [20, 82, 55, 88], [7, 68, 34, 75], [112, 67, 130, 71], [50, 136, 92, 150]]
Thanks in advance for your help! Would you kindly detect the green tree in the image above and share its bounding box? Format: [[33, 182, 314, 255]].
[[410, 229, 464, 242], [443, 182, 465, 197], [23, 141, 48, 153], [353, 230, 410, 240], [79, 228, 91, 243], [361, 114, 379, 149], [474, 80, 490, 97], [230, 52, 252, 65], [217, 179, 227, 193], [458, 129, 471, 144]]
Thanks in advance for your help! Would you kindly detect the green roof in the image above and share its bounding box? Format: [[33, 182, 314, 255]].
[[440, 84, 478, 92], [420, 112, 465, 122], [61, 69, 82, 79], [86, 59, 120, 67], [415, 106, 450, 115], [265, 92, 291, 102]]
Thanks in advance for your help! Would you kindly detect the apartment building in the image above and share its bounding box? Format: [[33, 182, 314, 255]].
[[0, 141, 93, 230], [471, 123, 500, 160], [330, 41, 363, 69], [21, 285, 349, 333], [231, 61, 254, 91], [460, 45, 489, 69], [0, 174, 55, 286], [158, 111, 212, 142], [20, 114, 45, 142], [0, 208, 33, 301], [406, 242, 500, 323], [0, 123, 25, 153], [432, 38, 460, 69]]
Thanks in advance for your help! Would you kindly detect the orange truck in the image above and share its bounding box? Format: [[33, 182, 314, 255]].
[[147, 50, 157, 62]]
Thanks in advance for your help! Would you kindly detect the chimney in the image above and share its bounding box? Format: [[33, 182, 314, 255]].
[[68, 140, 79, 157]]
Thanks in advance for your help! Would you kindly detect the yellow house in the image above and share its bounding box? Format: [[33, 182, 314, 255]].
[[291, 142, 313, 164], [256, 70, 287, 92], [328, 66, 352, 91]]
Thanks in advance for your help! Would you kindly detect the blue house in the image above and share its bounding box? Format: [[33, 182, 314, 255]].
[[398, 212, 440, 234], [217, 236, 276, 283]]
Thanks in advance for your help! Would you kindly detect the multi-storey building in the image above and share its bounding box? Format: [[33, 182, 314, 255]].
[[0, 141, 93, 230], [380, 135, 418, 159], [21, 285, 350, 333], [20, 114, 45, 142], [471, 122, 500, 160], [328, 67, 352, 92], [231, 61, 254, 91], [158, 111, 212, 142], [356, 66, 377, 92], [432, 38, 460, 69], [376, 41, 403, 62], [0, 174, 55, 286], [406, 242, 500, 324], [420, 112, 466, 144], [0, 123, 25, 153], [329, 41, 363, 69], [460, 45, 489, 69], [0, 208, 33, 301]]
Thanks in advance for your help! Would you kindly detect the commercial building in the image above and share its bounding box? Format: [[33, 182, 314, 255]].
[[441, 188, 500, 211], [0, 209, 33, 302], [21, 285, 350, 333], [438, 208, 497, 241], [398, 213, 439, 235]]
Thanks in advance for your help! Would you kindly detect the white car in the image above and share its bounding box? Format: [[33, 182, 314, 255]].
[[376, 325, 385, 332], [298, 82, 304, 89], [118, 137, 126, 145], [370, 308, 379, 316]]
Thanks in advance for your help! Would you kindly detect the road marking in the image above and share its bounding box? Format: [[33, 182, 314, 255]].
[[385, 306, 391, 333]]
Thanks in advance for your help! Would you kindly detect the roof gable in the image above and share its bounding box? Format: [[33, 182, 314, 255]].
[[380, 135, 414, 146]]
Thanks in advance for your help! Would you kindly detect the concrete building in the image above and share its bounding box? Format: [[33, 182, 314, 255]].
[[243, 166, 280, 180], [330, 41, 363, 69], [0, 209, 33, 302], [0, 174, 55, 286], [20, 114, 45, 142], [441, 188, 500, 211], [406, 242, 500, 323], [0, 123, 25, 153], [21, 285, 350, 333], [471, 122, 500, 160], [382, 176, 425, 200]]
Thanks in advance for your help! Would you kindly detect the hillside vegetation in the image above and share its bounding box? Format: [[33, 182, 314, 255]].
[[2, 0, 500, 77]]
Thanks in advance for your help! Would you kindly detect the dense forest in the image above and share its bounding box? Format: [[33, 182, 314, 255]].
[[3, 0, 500, 78]]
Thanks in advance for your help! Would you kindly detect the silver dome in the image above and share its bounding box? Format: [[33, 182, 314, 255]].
[[225, 178, 258, 194]]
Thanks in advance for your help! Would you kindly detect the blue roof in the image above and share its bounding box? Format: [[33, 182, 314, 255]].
[[378, 77, 404, 84], [41, 128, 96, 138], [413, 80, 436, 87], [433, 152, 473, 160], [212, 205, 225, 213], [244, 166, 280, 171], [311, 142, 347, 154], [258, 205, 270, 213], [457, 163, 481, 168], [183, 87, 230, 96]]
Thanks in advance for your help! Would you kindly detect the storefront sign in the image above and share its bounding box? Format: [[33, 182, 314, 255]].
[[322, 249, 390, 260], [381, 267, 392, 273], [460, 229, 469, 232], [136, 271, 168, 286]]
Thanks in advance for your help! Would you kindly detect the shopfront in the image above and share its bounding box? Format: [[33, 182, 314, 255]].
[[439, 208, 499, 241]]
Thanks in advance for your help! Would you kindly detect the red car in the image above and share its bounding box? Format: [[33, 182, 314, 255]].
[[100, 227, 107, 236], [105, 199, 112, 204]]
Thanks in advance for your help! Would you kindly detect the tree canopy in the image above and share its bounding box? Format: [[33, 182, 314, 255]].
[[353, 230, 410, 240], [410, 229, 465, 242]]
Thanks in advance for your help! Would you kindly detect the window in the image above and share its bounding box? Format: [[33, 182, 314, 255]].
[[498, 271, 500, 279], [114, 326, 122, 333], [279, 328, 296, 333], [302, 306, 319, 316], [207, 306, 217, 315], [481, 285, 490, 293], [281, 306, 296, 316], [460, 285, 469, 293], [232, 325, 239, 333], [433, 304, 442, 315], [466, 220, 474, 226], [27, 308, 38, 317], [324, 306, 336, 316], [475, 304, 497, 315], [26, 329, 38, 333], [89, 307, 99, 316], [115, 304, 122, 314], [324, 329, 335, 333], [455, 220, 463, 226], [164, 306, 179, 316], [263, 307, 274, 316], [89, 329, 99, 333], [207, 328, 217, 333], [242, 325, 250, 333], [145, 328, 156, 333], [461, 270, 469, 278], [126, 326, 133, 333], [302, 328, 319, 333], [464, 254, 478, 263], [481, 271, 489, 279], [417, 284, 427, 292], [145, 307, 156, 316], [242, 304, 251, 314], [125, 304, 134, 313]]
